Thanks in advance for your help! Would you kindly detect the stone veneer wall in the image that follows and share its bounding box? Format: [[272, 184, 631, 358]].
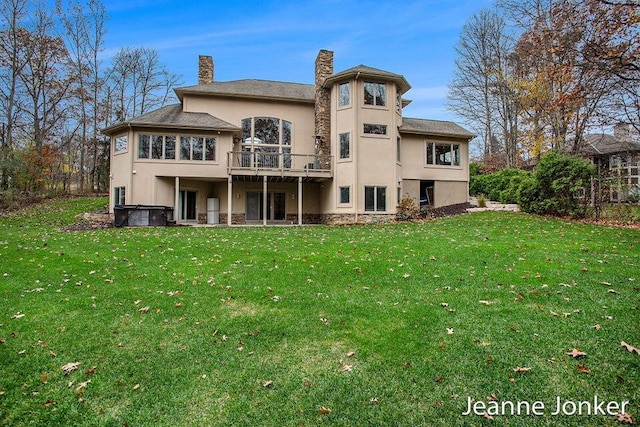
[[218, 213, 246, 225], [321, 214, 395, 225], [198, 55, 214, 85], [314, 50, 333, 164]]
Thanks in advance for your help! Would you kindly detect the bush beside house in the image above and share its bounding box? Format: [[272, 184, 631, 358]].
[[471, 152, 596, 218]]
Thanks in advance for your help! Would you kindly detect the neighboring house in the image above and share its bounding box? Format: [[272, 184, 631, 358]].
[[103, 50, 474, 225], [582, 124, 640, 202]]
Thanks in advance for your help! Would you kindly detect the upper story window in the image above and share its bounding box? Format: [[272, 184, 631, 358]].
[[364, 82, 386, 106], [396, 88, 402, 114], [241, 117, 293, 168], [363, 123, 387, 135], [180, 136, 216, 161], [114, 135, 127, 153], [339, 132, 350, 159], [426, 142, 460, 166], [339, 82, 350, 107]]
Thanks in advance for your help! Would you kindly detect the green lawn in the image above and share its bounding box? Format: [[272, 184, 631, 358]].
[[0, 197, 638, 426]]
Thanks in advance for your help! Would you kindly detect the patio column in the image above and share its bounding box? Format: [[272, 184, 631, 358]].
[[227, 176, 232, 226], [174, 176, 180, 224], [263, 176, 267, 226], [298, 177, 303, 225]]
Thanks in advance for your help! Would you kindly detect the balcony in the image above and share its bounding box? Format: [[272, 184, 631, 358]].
[[227, 151, 332, 179]]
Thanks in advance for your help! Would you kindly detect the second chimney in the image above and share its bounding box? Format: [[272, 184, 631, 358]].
[[315, 50, 333, 160], [198, 55, 214, 85]]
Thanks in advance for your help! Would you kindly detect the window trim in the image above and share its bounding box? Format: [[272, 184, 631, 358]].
[[363, 123, 388, 136], [338, 132, 351, 161], [114, 134, 128, 154], [137, 133, 217, 162], [338, 186, 351, 206], [114, 186, 126, 207], [364, 185, 387, 212], [338, 82, 350, 108], [363, 81, 387, 107], [425, 142, 461, 167]]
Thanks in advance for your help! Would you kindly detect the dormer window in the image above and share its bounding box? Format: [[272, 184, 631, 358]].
[[364, 82, 386, 106]]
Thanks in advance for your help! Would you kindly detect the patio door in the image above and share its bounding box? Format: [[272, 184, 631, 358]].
[[246, 191, 286, 222], [179, 190, 197, 221]]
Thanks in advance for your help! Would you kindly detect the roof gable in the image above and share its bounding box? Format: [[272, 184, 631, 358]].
[[102, 104, 239, 135], [400, 117, 475, 139], [175, 79, 315, 103], [324, 65, 411, 94], [581, 133, 640, 155]]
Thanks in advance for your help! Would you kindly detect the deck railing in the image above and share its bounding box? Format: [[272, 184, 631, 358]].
[[227, 151, 332, 176]]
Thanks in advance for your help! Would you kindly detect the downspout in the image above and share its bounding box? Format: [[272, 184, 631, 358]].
[[354, 75, 360, 223]]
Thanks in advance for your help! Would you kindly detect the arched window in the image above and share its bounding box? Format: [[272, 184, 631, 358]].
[[241, 117, 292, 168]]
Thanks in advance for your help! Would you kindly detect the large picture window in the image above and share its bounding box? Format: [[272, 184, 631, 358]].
[[241, 117, 293, 168], [364, 186, 386, 212], [364, 82, 386, 106], [138, 133, 214, 161], [426, 142, 460, 166]]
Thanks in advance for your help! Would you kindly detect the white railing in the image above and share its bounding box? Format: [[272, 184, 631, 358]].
[[227, 151, 332, 175]]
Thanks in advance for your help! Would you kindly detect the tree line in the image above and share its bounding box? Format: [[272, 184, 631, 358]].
[[448, 0, 639, 169], [0, 0, 180, 201]]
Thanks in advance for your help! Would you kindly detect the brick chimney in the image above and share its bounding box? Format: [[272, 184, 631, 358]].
[[315, 50, 333, 159], [198, 55, 214, 85]]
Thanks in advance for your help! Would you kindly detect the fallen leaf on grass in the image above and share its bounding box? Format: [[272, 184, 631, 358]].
[[567, 348, 587, 359], [347, 351, 356, 358], [342, 364, 353, 372], [621, 341, 640, 355], [138, 306, 150, 314], [61, 362, 80, 375], [479, 300, 493, 306], [11, 312, 25, 319], [262, 380, 273, 388], [446, 328, 454, 335], [577, 365, 591, 374], [132, 384, 140, 390], [593, 324, 602, 330], [616, 411, 634, 424], [369, 397, 379, 404], [75, 379, 91, 394], [482, 412, 494, 420], [319, 407, 331, 414], [84, 366, 97, 375], [513, 367, 531, 373]]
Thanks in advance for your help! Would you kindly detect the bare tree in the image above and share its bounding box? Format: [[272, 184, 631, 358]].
[[0, 0, 30, 189], [106, 47, 181, 123], [59, 0, 107, 192], [448, 9, 519, 166]]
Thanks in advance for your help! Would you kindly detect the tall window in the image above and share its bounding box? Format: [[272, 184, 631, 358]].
[[339, 186, 350, 204], [241, 117, 292, 168], [339, 82, 350, 107], [364, 82, 386, 106], [114, 135, 127, 153], [396, 137, 401, 162], [364, 186, 386, 212], [426, 143, 460, 166], [339, 132, 350, 159], [114, 186, 125, 206]]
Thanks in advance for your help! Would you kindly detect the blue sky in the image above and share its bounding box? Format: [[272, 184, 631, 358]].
[[104, 0, 493, 123]]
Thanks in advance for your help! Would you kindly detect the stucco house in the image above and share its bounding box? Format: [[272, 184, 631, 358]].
[[103, 50, 474, 225]]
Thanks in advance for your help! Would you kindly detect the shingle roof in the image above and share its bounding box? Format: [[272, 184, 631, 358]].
[[102, 104, 239, 135], [324, 65, 411, 94], [581, 133, 640, 155], [175, 79, 315, 103], [400, 117, 475, 139]]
